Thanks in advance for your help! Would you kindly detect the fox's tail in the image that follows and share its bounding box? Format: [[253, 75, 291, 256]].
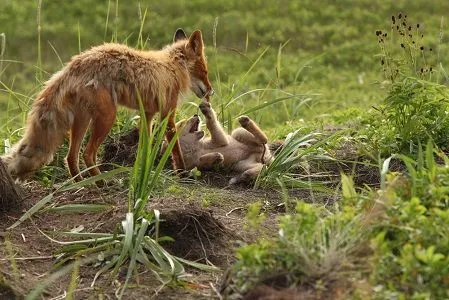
[[1, 70, 74, 180]]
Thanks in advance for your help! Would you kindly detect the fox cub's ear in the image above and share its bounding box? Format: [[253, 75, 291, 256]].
[[173, 28, 187, 42], [188, 30, 204, 54]]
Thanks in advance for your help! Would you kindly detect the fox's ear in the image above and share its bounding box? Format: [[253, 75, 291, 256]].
[[188, 30, 204, 54], [173, 28, 187, 42]]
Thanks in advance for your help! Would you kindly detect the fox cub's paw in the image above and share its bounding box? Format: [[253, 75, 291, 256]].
[[199, 102, 213, 118], [213, 152, 224, 165], [238, 116, 251, 128]]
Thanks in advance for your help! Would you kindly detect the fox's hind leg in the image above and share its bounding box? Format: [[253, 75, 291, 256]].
[[66, 112, 91, 181], [229, 162, 263, 185], [236, 116, 268, 145], [231, 128, 259, 145], [199, 102, 228, 147], [84, 88, 117, 178]]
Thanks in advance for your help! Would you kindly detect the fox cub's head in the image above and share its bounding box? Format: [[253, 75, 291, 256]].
[[173, 28, 214, 100], [160, 115, 204, 170], [177, 115, 205, 148]]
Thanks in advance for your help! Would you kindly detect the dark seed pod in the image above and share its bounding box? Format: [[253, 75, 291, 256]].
[[430, 48, 433, 51], [420, 46, 424, 50], [401, 43, 405, 48], [417, 23, 420, 28], [392, 15, 396, 24], [398, 13, 402, 19]]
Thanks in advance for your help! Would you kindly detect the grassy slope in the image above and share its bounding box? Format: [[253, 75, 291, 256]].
[[1, 0, 448, 141]]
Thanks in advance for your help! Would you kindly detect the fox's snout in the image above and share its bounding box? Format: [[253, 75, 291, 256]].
[[192, 79, 214, 99]]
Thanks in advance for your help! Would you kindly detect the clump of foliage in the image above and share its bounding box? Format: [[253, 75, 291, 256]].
[[369, 143, 449, 298], [358, 77, 449, 156], [355, 13, 449, 157], [223, 192, 367, 297], [225, 142, 449, 298]]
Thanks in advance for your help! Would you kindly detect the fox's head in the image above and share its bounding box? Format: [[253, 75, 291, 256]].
[[173, 29, 214, 101], [2, 141, 52, 181]]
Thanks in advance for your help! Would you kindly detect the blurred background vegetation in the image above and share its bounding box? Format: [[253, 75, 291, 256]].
[[1, 0, 448, 138]]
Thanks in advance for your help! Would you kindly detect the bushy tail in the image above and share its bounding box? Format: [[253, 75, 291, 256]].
[[2, 70, 73, 179]]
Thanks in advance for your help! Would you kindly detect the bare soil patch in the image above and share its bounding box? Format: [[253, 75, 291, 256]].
[[0, 177, 285, 299]]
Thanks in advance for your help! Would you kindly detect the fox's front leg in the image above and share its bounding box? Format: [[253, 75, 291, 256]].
[[199, 102, 228, 147], [198, 152, 224, 170]]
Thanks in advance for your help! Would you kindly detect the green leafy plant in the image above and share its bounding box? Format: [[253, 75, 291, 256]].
[[369, 141, 449, 298], [255, 128, 335, 189], [354, 13, 449, 157], [225, 196, 367, 297], [358, 78, 449, 156]]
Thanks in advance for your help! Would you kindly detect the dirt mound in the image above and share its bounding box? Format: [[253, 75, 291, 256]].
[[102, 128, 140, 169], [159, 208, 236, 267], [0, 279, 19, 300], [221, 273, 347, 300], [242, 285, 313, 300]]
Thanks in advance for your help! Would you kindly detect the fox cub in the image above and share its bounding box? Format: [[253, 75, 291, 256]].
[[178, 102, 273, 184]]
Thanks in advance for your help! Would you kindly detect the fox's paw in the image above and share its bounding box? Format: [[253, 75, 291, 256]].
[[213, 153, 224, 165], [238, 116, 251, 128], [228, 174, 243, 185], [199, 102, 213, 118]]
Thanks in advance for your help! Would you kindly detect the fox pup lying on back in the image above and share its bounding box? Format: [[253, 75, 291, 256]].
[[178, 102, 273, 184]]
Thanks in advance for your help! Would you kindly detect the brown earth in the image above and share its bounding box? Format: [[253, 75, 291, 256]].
[[0, 176, 290, 299]]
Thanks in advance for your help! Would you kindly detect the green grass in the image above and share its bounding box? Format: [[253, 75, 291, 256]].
[[2, 1, 449, 137]]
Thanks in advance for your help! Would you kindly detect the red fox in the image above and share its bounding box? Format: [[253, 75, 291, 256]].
[[178, 102, 273, 185], [1, 28, 213, 181]]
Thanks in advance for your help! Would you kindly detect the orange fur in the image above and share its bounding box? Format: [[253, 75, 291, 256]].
[[2, 29, 213, 181]]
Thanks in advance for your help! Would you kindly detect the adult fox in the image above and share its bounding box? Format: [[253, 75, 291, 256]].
[[2, 28, 213, 181]]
